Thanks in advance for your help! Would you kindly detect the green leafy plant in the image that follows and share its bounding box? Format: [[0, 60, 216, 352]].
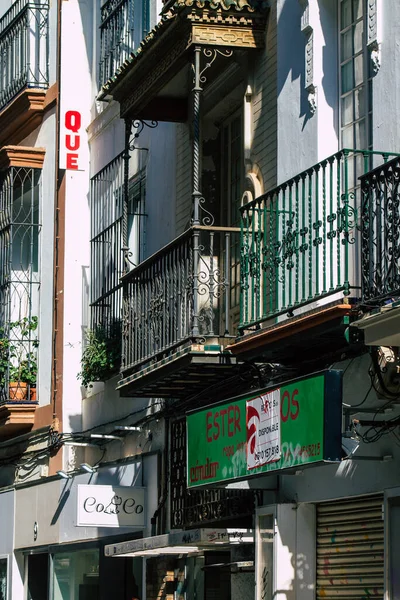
[[0, 317, 38, 389], [78, 323, 121, 388]]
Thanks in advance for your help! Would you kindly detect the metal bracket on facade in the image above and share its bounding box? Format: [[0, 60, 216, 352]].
[[127, 119, 158, 151], [192, 46, 234, 92]]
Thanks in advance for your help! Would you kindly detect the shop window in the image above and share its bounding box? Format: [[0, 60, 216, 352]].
[[256, 513, 274, 600], [52, 550, 99, 600], [27, 554, 49, 600], [0, 557, 7, 600], [204, 552, 231, 600]]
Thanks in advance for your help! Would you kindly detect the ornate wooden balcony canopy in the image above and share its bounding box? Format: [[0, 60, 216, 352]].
[[98, 0, 268, 122]]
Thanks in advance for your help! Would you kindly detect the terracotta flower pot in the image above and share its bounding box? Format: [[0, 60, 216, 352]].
[[30, 386, 37, 401], [9, 381, 28, 401]]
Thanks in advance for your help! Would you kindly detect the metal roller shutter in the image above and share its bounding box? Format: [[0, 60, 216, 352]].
[[316, 495, 384, 600]]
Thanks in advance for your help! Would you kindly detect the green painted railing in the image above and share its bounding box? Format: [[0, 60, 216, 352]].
[[239, 149, 400, 331]]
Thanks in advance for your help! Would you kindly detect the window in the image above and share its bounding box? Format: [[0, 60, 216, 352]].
[[340, 0, 372, 187], [340, 0, 371, 149], [52, 550, 99, 600], [0, 167, 41, 402], [221, 113, 243, 320], [99, 0, 150, 88], [90, 155, 146, 342]]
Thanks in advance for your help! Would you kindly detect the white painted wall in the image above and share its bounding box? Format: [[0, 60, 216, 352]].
[[372, 0, 400, 154], [276, 0, 339, 184], [60, 0, 92, 433]]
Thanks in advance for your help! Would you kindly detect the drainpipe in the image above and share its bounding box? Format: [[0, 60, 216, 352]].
[[51, 0, 65, 432]]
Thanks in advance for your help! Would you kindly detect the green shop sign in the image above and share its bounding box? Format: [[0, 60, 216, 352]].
[[187, 370, 342, 488]]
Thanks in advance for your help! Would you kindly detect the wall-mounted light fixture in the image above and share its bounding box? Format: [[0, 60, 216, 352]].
[[80, 463, 97, 474], [57, 470, 71, 479]]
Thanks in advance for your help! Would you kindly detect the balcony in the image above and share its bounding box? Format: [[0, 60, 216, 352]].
[[98, 0, 268, 122], [0, 0, 49, 145], [117, 226, 240, 398], [229, 149, 399, 364], [349, 157, 400, 347], [99, 0, 135, 89]]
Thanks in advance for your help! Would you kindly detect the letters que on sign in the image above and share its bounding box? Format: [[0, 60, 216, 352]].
[[64, 110, 82, 170], [77, 485, 146, 528]]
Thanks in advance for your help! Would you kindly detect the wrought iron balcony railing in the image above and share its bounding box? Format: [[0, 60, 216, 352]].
[[99, 0, 135, 89], [361, 156, 400, 305], [121, 226, 240, 374], [0, 0, 49, 112], [239, 149, 399, 331]]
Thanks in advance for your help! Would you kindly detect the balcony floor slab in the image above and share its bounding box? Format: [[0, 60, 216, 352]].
[[229, 303, 355, 364], [118, 345, 238, 398]]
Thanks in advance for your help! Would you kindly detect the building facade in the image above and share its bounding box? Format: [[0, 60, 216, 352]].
[[0, 0, 400, 599]]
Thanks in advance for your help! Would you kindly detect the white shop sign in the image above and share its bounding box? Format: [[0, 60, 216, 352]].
[[247, 389, 281, 470], [77, 485, 146, 528]]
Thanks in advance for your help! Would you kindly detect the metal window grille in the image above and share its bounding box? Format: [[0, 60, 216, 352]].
[[90, 154, 146, 345], [0, 166, 41, 403], [0, 0, 49, 111], [171, 418, 259, 529], [99, 0, 135, 88]]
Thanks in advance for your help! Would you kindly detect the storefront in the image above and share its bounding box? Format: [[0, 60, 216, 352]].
[[105, 528, 255, 600], [185, 368, 400, 600], [14, 454, 158, 600], [0, 490, 16, 600], [186, 370, 343, 600]]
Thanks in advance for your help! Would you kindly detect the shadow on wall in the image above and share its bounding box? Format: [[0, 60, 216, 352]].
[[277, 0, 338, 135], [320, 0, 339, 140], [277, 0, 310, 130]]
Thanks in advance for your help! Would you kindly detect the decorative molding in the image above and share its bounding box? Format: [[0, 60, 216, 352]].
[[307, 86, 317, 115], [367, 0, 377, 46], [0, 146, 46, 170], [0, 403, 37, 439], [118, 34, 188, 118], [191, 24, 264, 48], [0, 88, 47, 147], [299, 0, 311, 34], [367, 0, 380, 74], [299, 0, 316, 115], [305, 31, 313, 89], [117, 7, 267, 119]]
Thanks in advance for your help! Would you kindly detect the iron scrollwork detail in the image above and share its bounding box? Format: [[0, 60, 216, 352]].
[[198, 47, 234, 86], [128, 119, 158, 151], [340, 192, 358, 245]]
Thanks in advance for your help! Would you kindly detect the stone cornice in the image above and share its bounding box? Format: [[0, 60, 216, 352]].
[[0, 146, 46, 170], [100, 4, 268, 108], [0, 88, 47, 148], [0, 403, 37, 440]]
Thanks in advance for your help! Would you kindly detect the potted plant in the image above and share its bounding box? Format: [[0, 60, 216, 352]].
[[9, 353, 38, 401], [78, 323, 121, 388], [0, 317, 38, 401]]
